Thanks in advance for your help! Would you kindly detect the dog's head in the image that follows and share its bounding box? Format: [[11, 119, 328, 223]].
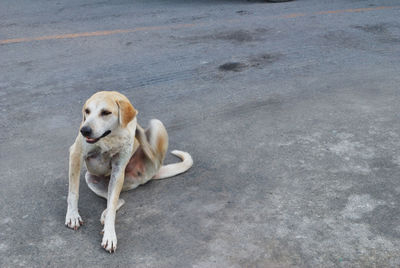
[[80, 91, 137, 144]]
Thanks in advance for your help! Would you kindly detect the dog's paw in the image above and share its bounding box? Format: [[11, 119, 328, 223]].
[[101, 229, 117, 253], [65, 209, 83, 230]]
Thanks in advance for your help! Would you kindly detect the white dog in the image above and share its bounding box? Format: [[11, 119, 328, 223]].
[[65, 91, 193, 252]]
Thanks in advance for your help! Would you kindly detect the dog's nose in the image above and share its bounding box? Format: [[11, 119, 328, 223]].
[[80, 126, 92, 137]]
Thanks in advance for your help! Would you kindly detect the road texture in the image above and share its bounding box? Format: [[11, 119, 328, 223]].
[[1, 0, 400, 267]]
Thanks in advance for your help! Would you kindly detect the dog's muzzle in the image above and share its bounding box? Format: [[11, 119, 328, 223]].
[[85, 130, 111, 144]]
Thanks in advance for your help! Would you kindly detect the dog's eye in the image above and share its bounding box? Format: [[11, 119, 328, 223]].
[[85, 109, 90, 114], [101, 110, 112, 116]]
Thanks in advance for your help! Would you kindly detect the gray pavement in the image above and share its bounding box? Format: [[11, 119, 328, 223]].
[[1, 0, 400, 267]]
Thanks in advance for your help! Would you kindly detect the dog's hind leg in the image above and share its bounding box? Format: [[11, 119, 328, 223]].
[[85, 172, 125, 224], [123, 119, 169, 191], [143, 119, 168, 167], [139, 119, 192, 180]]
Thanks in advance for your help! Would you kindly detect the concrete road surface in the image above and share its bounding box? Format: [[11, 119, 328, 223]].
[[1, 0, 400, 267]]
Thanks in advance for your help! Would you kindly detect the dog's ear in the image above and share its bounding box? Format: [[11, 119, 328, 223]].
[[116, 99, 137, 128]]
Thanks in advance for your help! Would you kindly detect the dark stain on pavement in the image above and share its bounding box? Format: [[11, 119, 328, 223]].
[[344, 179, 400, 239], [236, 10, 252, 15], [182, 28, 270, 44], [219, 30, 255, 42], [18, 60, 33, 66], [322, 30, 364, 49], [0, 23, 17, 28], [249, 53, 282, 67], [361, 204, 400, 239], [369, 156, 397, 171], [218, 62, 247, 72], [352, 23, 389, 34], [218, 53, 282, 72], [352, 23, 400, 44], [218, 97, 283, 119]]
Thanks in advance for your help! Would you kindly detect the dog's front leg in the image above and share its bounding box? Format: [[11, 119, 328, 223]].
[[101, 153, 130, 253], [65, 137, 84, 230]]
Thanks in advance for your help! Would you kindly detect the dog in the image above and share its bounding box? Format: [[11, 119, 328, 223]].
[[65, 91, 193, 252]]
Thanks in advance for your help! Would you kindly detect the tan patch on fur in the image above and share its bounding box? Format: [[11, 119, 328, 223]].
[[157, 134, 167, 156]]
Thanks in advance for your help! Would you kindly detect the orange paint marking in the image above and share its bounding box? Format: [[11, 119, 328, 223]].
[[283, 13, 306, 19], [0, 23, 196, 45], [282, 5, 397, 19], [315, 6, 394, 15]]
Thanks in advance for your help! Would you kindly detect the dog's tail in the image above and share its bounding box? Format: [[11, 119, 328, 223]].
[[153, 150, 193, 180]]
